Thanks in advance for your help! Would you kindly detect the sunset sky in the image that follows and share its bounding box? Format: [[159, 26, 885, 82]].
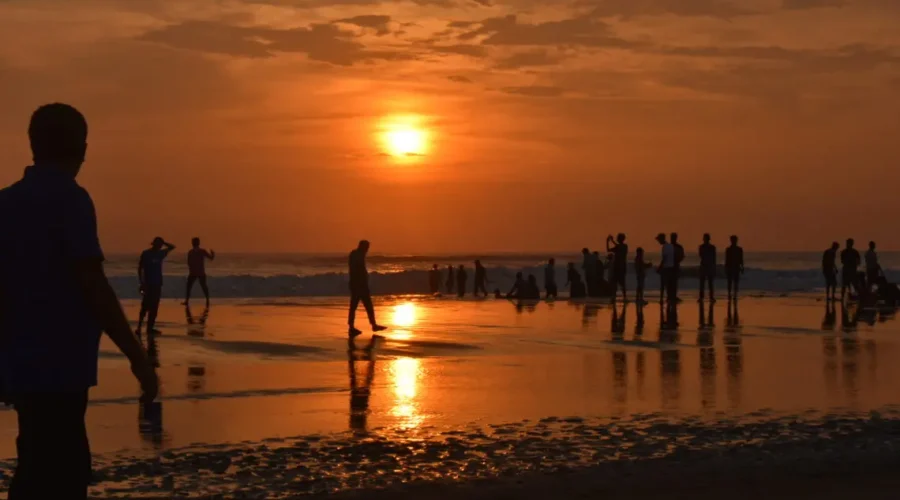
[[1, 0, 898, 253]]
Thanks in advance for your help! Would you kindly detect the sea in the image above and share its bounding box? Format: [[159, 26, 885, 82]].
[[104, 251, 900, 299]]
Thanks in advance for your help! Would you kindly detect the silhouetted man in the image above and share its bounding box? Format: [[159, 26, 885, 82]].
[[698, 233, 717, 303], [348, 240, 387, 337], [822, 242, 839, 301], [185, 237, 215, 307], [456, 265, 467, 297], [138, 237, 176, 335], [671, 233, 685, 301], [473, 260, 488, 297], [445, 265, 455, 294], [523, 275, 541, 300], [507, 272, 525, 299], [582, 248, 596, 296], [865, 241, 880, 291], [657, 233, 675, 303], [566, 263, 586, 299], [725, 235, 744, 301], [607, 233, 628, 301], [545, 258, 558, 299], [0, 103, 157, 499], [841, 238, 861, 300]]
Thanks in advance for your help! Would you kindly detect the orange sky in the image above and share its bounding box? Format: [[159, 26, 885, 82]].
[[1, 0, 899, 253]]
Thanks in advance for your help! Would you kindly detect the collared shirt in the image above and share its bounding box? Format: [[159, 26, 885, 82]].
[[0, 165, 105, 392]]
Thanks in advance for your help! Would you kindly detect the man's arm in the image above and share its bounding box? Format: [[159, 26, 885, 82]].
[[75, 260, 157, 402], [162, 241, 176, 256], [207, 249, 215, 260]]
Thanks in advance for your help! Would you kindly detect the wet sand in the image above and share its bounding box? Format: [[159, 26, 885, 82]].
[[0, 295, 897, 497]]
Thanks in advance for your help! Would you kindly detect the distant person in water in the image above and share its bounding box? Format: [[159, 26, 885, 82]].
[[657, 233, 675, 303], [185, 237, 215, 307], [725, 235, 744, 300], [840, 238, 861, 300], [544, 258, 558, 299], [507, 272, 525, 299], [566, 263, 587, 299], [473, 260, 488, 297], [698, 233, 716, 303], [523, 275, 541, 300], [445, 265, 455, 294], [456, 265, 467, 297], [635, 247, 652, 304], [582, 248, 596, 296], [607, 233, 628, 301], [348, 240, 387, 338], [671, 233, 685, 301], [138, 237, 176, 335], [428, 264, 441, 294], [865, 241, 880, 293], [822, 241, 839, 301]]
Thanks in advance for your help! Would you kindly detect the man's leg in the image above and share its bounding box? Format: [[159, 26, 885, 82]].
[[348, 293, 360, 329], [185, 275, 196, 305], [708, 275, 715, 302], [11, 392, 91, 500], [199, 276, 210, 305], [699, 272, 706, 302], [362, 294, 377, 326], [147, 287, 161, 332]]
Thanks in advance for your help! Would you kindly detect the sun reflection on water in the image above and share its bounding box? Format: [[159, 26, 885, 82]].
[[389, 357, 423, 430]]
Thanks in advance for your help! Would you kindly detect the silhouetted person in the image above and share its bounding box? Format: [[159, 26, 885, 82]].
[[185, 237, 214, 307], [566, 263, 586, 299], [698, 233, 716, 303], [428, 264, 441, 294], [138, 237, 176, 335], [865, 241, 880, 292], [657, 233, 675, 303], [493, 288, 503, 299], [822, 242, 839, 301], [545, 258, 558, 299], [635, 247, 652, 304], [473, 260, 488, 297], [841, 238, 861, 300], [0, 103, 157, 499], [348, 240, 387, 337], [725, 235, 744, 301], [507, 272, 525, 299], [456, 265, 467, 298], [607, 233, 628, 301], [445, 265, 455, 294], [582, 248, 596, 296], [671, 233, 685, 301], [523, 274, 541, 300]]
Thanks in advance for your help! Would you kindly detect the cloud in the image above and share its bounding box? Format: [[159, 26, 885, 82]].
[[663, 44, 900, 73], [494, 50, 563, 69], [581, 0, 757, 19], [459, 14, 638, 49], [141, 20, 415, 66], [500, 85, 565, 97], [335, 15, 393, 36], [782, 0, 843, 9], [427, 43, 487, 57], [448, 75, 473, 83]]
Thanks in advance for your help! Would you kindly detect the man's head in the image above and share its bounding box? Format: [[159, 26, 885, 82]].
[[192, 237, 200, 248], [703, 233, 711, 243], [831, 241, 839, 251], [846, 238, 854, 248], [29, 103, 88, 176], [636, 247, 644, 255], [656, 233, 667, 244], [433, 264, 438, 270], [731, 235, 739, 245], [670, 232, 679, 244], [869, 241, 876, 250], [549, 258, 555, 265], [617, 233, 626, 243], [475, 259, 481, 266], [516, 271, 523, 279], [151, 237, 164, 250], [582, 248, 589, 255], [358, 240, 370, 253]]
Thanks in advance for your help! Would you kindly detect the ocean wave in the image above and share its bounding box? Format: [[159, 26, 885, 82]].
[[108, 266, 900, 299]]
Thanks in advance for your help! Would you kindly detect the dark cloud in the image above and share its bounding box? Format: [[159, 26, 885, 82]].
[[244, 0, 489, 7], [459, 14, 638, 49], [782, 0, 843, 9], [581, 0, 757, 19], [663, 44, 900, 73], [494, 50, 563, 69], [500, 85, 565, 97], [141, 20, 415, 66], [335, 15, 393, 36], [448, 75, 473, 83], [427, 43, 487, 57]]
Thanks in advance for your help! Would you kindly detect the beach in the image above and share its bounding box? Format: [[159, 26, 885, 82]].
[[0, 293, 898, 497]]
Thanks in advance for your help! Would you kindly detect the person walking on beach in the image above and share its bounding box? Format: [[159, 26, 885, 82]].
[[445, 265, 455, 295], [582, 248, 596, 296], [698, 233, 717, 303], [822, 242, 839, 301], [545, 258, 558, 299], [473, 260, 488, 297], [671, 233, 685, 301], [865, 241, 880, 292], [428, 264, 441, 294], [635, 247, 652, 304], [456, 264, 467, 298], [607, 233, 628, 301], [348, 240, 387, 338], [185, 237, 215, 307], [840, 238, 861, 300], [725, 235, 744, 301], [657, 233, 675, 303], [0, 103, 157, 499], [138, 237, 176, 335]]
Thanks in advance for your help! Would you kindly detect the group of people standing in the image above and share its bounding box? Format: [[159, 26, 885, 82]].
[[821, 239, 888, 302]]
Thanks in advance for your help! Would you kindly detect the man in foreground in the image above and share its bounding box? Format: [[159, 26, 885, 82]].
[[0, 103, 157, 499], [348, 240, 387, 337]]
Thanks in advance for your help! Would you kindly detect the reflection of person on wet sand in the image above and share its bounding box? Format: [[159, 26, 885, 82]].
[[348, 240, 387, 338], [139, 333, 165, 447], [348, 336, 379, 434], [185, 237, 215, 307], [822, 301, 837, 330], [185, 305, 209, 337]]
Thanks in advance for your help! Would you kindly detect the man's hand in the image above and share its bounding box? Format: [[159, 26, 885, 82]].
[[131, 359, 158, 403]]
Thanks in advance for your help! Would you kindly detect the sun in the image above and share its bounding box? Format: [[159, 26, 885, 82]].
[[379, 115, 430, 159]]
